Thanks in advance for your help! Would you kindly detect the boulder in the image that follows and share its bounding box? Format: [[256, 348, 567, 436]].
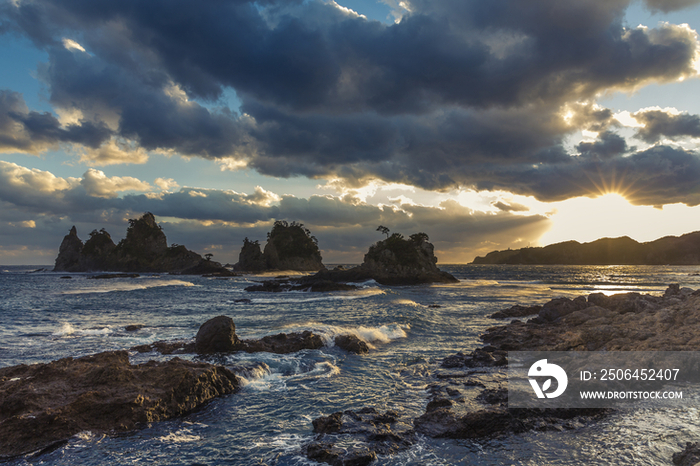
[[195, 316, 240, 354], [334, 335, 369, 354], [0, 351, 238, 458]]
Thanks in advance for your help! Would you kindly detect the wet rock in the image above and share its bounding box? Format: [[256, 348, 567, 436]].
[[672, 442, 700, 466], [306, 407, 415, 464], [132, 340, 196, 355], [538, 296, 589, 322], [334, 335, 369, 354], [304, 442, 376, 466], [236, 331, 324, 354], [124, 324, 143, 332], [0, 351, 238, 458], [476, 388, 508, 406], [195, 316, 239, 354], [491, 304, 542, 319], [441, 347, 507, 368]]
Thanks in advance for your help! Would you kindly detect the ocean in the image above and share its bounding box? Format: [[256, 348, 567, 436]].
[[2, 264, 700, 465]]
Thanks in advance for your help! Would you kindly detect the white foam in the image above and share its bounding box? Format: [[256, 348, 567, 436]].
[[61, 279, 195, 295], [245, 287, 384, 305], [277, 322, 410, 347], [52, 323, 112, 337], [158, 428, 201, 443]]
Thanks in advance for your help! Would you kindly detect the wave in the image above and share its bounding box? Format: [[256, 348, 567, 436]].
[[52, 322, 112, 337], [234, 356, 340, 391], [235, 287, 385, 305], [157, 428, 201, 443], [61, 279, 195, 295], [276, 321, 410, 347]]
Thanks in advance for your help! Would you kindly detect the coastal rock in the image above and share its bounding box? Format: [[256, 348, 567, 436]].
[[234, 238, 267, 272], [303, 232, 458, 286], [233, 222, 325, 272], [263, 221, 324, 271], [195, 316, 240, 354], [490, 304, 542, 319], [305, 407, 415, 464], [53, 213, 231, 275], [334, 335, 370, 354], [0, 351, 238, 458], [236, 331, 324, 354], [481, 285, 700, 351], [53, 226, 83, 272]]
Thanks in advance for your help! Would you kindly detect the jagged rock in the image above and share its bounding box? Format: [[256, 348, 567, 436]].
[[491, 304, 542, 319], [234, 238, 267, 272], [53, 226, 83, 272], [195, 316, 240, 354], [263, 221, 324, 271], [537, 296, 589, 321], [305, 407, 414, 464], [334, 335, 369, 354], [53, 213, 231, 275], [235, 331, 324, 353], [303, 232, 458, 286], [0, 351, 238, 458]]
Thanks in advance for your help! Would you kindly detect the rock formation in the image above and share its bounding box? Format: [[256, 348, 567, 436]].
[[234, 221, 324, 272], [53, 213, 234, 275], [472, 231, 700, 265], [235, 238, 267, 272], [0, 351, 238, 458], [302, 232, 458, 286]]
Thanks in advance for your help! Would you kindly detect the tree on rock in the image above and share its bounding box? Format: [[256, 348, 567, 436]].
[[377, 225, 390, 238]]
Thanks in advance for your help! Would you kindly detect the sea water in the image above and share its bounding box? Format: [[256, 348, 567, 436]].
[[2, 264, 700, 465]]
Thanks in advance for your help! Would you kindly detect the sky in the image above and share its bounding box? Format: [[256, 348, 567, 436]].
[[3, 0, 700, 265]]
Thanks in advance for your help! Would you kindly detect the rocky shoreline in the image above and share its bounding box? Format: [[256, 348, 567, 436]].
[[301, 284, 700, 465], [0, 315, 373, 459], [4, 284, 700, 463]]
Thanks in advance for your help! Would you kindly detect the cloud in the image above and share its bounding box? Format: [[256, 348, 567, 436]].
[[0, 90, 112, 154], [80, 168, 152, 198], [154, 177, 180, 191], [643, 0, 700, 13], [0, 161, 551, 264], [2, 0, 700, 207], [633, 109, 700, 142]]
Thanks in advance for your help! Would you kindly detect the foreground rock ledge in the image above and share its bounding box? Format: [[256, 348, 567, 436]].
[[0, 351, 238, 458]]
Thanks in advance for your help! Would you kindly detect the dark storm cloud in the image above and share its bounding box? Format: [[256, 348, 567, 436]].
[[643, 0, 700, 13], [576, 131, 628, 159], [2, 0, 700, 206], [633, 109, 700, 143], [0, 90, 111, 152]]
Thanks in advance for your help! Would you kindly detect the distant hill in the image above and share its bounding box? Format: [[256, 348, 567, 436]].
[[471, 231, 700, 265]]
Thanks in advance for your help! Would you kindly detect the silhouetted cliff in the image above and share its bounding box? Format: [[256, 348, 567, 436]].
[[308, 232, 458, 285], [54, 213, 233, 274], [471, 231, 700, 265], [234, 221, 324, 272]]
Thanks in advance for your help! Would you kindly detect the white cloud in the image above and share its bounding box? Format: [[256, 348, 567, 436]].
[[80, 168, 152, 198], [0, 161, 79, 193], [154, 177, 180, 191], [78, 139, 149, 166], [62, 38, 86, 52]]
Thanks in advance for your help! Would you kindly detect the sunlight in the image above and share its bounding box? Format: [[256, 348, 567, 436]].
[[540, 193, 700, 246]]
